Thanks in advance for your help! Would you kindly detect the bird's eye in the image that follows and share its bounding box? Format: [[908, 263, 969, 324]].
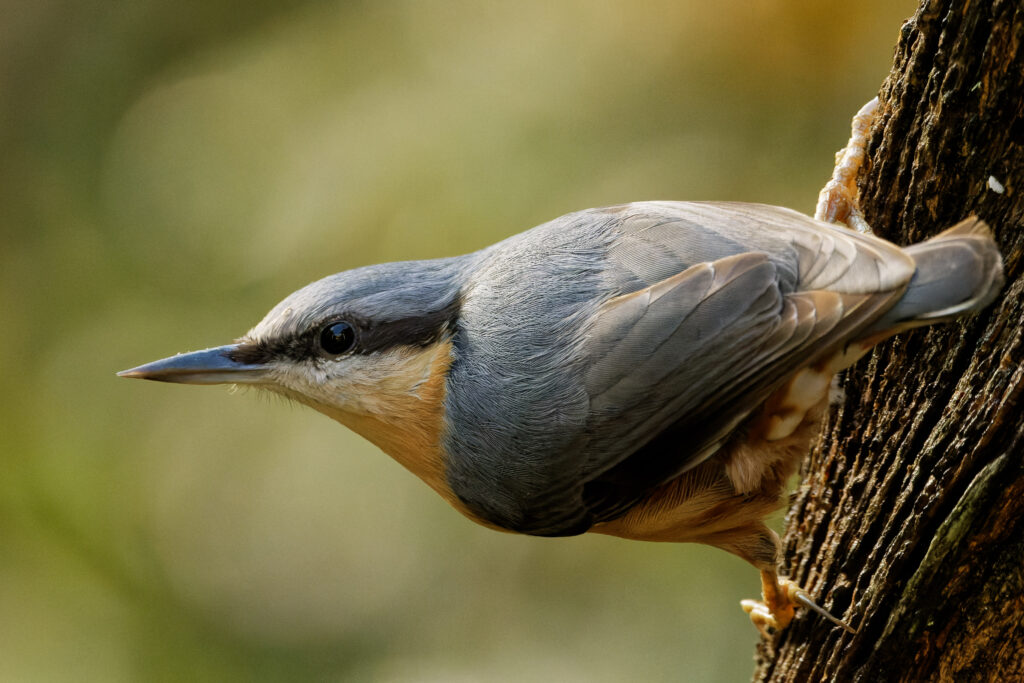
[[318, 321, 356, 356]]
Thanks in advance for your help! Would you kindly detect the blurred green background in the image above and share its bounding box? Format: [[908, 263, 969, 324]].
[[1, 1, 916, 681]]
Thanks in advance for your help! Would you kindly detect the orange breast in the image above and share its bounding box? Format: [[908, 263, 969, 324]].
[[309, 340, 502, 529]]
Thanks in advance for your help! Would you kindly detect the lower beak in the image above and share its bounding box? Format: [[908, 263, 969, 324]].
[[118, 344, 268, 385]]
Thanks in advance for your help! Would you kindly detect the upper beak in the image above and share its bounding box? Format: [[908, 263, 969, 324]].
[[117, 344, 268, 385]]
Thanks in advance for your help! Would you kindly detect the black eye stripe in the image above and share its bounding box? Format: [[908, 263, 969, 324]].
[[230, 295, 461, 364]]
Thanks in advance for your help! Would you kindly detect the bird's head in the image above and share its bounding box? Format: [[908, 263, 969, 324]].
[[119, 258, 466, 487]]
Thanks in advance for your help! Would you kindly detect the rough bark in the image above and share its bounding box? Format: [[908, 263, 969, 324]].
[[754, 2, 1024, 682]]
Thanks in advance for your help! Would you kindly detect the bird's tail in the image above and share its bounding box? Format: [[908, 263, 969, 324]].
[[868, 217, 1004, 334]]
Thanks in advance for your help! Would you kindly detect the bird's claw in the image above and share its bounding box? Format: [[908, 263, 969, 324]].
[[742, 577, 857, 637], [815, 96, 879, 234], [741, 597, 786, 637]]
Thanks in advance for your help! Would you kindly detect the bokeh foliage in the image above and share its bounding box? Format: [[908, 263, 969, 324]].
[[0, 2, 914, 681]]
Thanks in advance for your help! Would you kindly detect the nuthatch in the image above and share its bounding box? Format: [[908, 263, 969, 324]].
[[120, 102, 1004, 635]]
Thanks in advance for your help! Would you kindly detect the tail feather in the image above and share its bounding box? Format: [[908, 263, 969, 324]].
[[869, 217, 1003, 334]]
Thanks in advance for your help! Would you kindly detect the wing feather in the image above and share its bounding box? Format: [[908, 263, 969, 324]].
[[568, 202, 913, 524]]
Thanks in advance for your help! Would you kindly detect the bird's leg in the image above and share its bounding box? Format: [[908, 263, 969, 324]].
[[814, 97, 879, 234], [741, 569, 796, 636], [732, 527, 856, 636], [741, 569, 857, 637]]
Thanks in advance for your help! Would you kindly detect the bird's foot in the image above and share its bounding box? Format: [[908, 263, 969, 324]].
[[741, 574, 856, 637], [814, 97, 879, 234]]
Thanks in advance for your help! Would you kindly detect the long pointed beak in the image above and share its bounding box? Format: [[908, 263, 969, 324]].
[[118, 344, 268, 385]]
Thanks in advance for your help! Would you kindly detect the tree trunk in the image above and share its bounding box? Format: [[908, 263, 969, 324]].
[[754, 2, 1024, 682]]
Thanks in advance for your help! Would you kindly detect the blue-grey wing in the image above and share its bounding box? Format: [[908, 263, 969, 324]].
[[557, 202, 915, 529]]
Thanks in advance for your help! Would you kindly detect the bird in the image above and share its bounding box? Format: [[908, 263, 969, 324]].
[[119, 199, 1003, 635]]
